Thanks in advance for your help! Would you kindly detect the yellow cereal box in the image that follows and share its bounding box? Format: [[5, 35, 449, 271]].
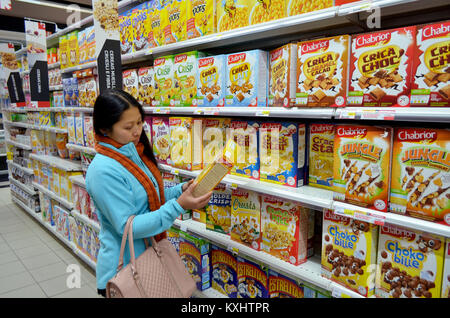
[[59, 35, 68, 69], [131, 3, 150, 52], [333, 125, 393, 212], [153, 55, 175, 106], [119, 11, 133, 54], [86, 26, 96, 63], [249, 0, 285, 25], [442, 238, 450, 298], [230, 189, 261, 251], [187, 0, 216, 39], [206, 183, 232, 234], [169, 117, 203, 171], [261, 195, 308, 265], [376, 224, 445, 298], [148, 0, 164, 47], [217, 0, 249, 33], [309, 123, 334, 190], [173, 51, 205, 107], [67, 31, 79, 68], [202, 117, 230, 166], [389, 128, 450, 226], [269, 43, 297, 107], [167, 0, 187, 43], [77, 29, 86, 65], [287, 0, 333, 17], [322, 209, 379, 297]]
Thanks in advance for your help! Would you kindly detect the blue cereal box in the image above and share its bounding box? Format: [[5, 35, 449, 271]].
[[197, 55, 226, 107], [259, 122, 308, 187], [211, 245, 238, 298], [225, 50, 269, 107], [179, 232, 211, 291], [237, 256, 268, 298], [268, 269, 304, 298]]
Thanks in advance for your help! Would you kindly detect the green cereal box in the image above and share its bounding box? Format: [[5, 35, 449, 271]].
[[154, 55, 175, 106], [173, 51, 205, 106]]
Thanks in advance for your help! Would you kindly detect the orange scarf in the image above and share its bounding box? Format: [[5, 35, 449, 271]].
[[95, 134, 167, 241]]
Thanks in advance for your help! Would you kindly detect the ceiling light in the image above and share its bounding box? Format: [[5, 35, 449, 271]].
[[16, 0, 92, 14]]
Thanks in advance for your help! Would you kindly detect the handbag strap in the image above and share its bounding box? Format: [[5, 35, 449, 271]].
[[117, 215, 136, 272]]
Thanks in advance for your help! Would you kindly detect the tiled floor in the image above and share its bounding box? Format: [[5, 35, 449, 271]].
[[0, 186, 101, 298]]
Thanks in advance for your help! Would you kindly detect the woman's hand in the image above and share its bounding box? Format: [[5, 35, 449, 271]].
[[177, 181, 212, 211], [182, 179, 193, 192]]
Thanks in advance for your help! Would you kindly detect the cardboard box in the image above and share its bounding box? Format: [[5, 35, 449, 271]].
[[169, 117, 203, 170], [287, 0, 333, 17], [309, 123, 335, 190], [269, 43, 297, 107], [131, 3, 150, 52], [138, 67, 155, 105], [197, 55, 226, 107], [148, 0, 164, 47], [211, 244, 238, 298], [119, 10, 133, 54], [206, 183, 232, 234], [153, 55, 175, 106], [442, 238, 450, 298], [187, 0, 216, 39], [122, 68, 139, 100], [173, 51, 205, 106], [202, 117, 230, 166], [237, 256, 268, 298], [269, 269, 304, 298], [217, 0, 249, 32], [151, 117, 171, 164], [249, 0, 285, 25]]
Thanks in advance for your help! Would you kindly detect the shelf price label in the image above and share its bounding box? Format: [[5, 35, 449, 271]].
[[203, 108, 219, 115], [331, 285, 353, 298], [154, 108, 170, 114], [256, 110, 270, 117], [333, 206, 385, 226]]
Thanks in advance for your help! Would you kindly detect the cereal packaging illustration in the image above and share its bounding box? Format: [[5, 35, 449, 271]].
[[153, 55, 175, 106], [296, 35, 350, 107], [228, 120, 260, 180], [348, 26, 416, 107], [211, 245, 238, 298], [122, 69, 139, 100], [321, 209, 379, 297], [217, 0, 249, 32], [261, 195, 309, 265], [442, 238, 450, 298], [309, 123, 335, 190], [206, 184, 232, 234], [333, 125, 393, 212], [167, 227, 180, 252], [259, 122, 307, 188], [225, 50, 269, 107], [411, 21, 450, 106], [119, 11, 133, 54], [237, 256, 269, 298], [151, 117, 171, 164], [179, 231, 211, 291], [131, 3, 150, 52], [376, 224, 445, 298], [164, 0, 187, 44], [269, 269, 304, 298], [230, 189, 261, 251], [197, 55, 226, 107], [249, 0, 285, 25], [137, 67, 155, 105], [269, 43, 297, 107], [187, 0, 216, 39], [389, 128, 450, 225], [173, 51, 205, 106], [148, 0, 164, 47], [202, 118, 230, 166], [169, 117, 203, 171], [287, 0, 332, 17]]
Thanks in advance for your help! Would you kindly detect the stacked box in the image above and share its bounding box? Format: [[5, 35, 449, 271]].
[[187, 0, 216, 39], [269, 269, 304, 298], [154, 55, 175, 106], [206, 183, 232, 234], [152, 117, 171, 164], [173, 51, 205, 106], [202, 117, 230, 166], [138, 67, 155, 105], [131, 3, 150, 52], [269, 43, 297, 107], [309, 123, 335, 190], [211, 245, 238, 298], [217, 0, 249, 32], [197, 55, 226, 107], [148, 0, 164, 48], [237, 256, 268, 298], [169, 117, 203, 170]]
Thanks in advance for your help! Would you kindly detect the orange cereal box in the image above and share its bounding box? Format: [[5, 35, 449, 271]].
[[333, 125, 393, 212], [389, 128, 450, 226]]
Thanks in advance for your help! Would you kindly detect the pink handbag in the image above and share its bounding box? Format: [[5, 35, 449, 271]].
[[106, 216, 197, 298]]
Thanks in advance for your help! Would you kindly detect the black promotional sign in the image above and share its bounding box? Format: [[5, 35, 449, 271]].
[[97, 40, 122, 93], [29, 60, 50, 106], [7, 72, 25, 105], [1, 43, 25, 107]]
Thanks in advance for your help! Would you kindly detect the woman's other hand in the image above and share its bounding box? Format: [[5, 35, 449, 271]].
[[177, 181, 212, 211]]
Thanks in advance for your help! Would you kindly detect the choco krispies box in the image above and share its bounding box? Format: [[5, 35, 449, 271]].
[[348, 26, 416, 107]]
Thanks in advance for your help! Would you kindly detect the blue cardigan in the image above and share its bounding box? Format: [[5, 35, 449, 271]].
[[85, 141, 185, 290]]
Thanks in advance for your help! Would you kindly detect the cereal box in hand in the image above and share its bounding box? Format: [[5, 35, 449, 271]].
[[217, 0, 249, 32], [269, 43, 297, 107], [138, 67, 155, 105], [333, 124, 393, 212], [348, 26, 416, 107], [261, 195, 309, 265], [206, 183, 232, 234], [309, 123, 334, 190], [173, 51, 205, 107], [153, 55, 175, 106], [151, 117, 171, 164], [389, 128, 450, 225], [230, 189, 261, 251], [225, 50, 269, 107], [237, 256, 268, 298], [296, 35, 350, 107], [376, 224, 445, 298], [411, 21, 450, 106], [187, 0, 216, 39], [269, 269, 304, 298], [211, 245, 238, 298], [322, 209, 379, 297], [197, 55, 226, 107]]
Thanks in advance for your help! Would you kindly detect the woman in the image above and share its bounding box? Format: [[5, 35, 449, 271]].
[[86, 89, 212, 297]]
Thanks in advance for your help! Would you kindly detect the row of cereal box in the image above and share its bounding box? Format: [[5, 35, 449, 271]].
[[58, 27, 96, 69], [167, 227, 331, 298], [72, 183, 99, 223], [67, 113, 95, 149], [126, 21, 450, 108], [321, 209, 450, 298], [148, 116, 308, 188], [62, 74, 99, 108], [10, 184, 40, 214], [27, 111, 67, 130]]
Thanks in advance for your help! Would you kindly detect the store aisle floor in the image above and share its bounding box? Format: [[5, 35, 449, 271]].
[[0, 186, 101, 298]]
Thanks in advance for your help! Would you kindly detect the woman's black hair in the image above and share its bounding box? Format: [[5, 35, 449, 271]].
[[93, 89, 157, 165]]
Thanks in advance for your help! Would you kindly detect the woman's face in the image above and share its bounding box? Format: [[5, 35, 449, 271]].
[[107, 106, 143, 146]]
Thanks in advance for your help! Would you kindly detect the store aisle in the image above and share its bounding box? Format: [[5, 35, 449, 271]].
[[0, 187, 101, 298]]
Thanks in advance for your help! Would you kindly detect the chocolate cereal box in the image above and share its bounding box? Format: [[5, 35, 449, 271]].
[[211, 245, 238, 298], [151, 117, 171, 164], [333, 125, 393, 212], [322, 209, 379, 297], [442, 238, 450, 298], [237, 256, 268, 298], [296, 35, 350, 107], [179, 231, 211, 291], [153, 55, 175, 106], [173, 51, 205, 107], [225, 50, 269, 107], [411, 21, 450, 106], [348, 26, 416, 107], [376, 224, 445, 298], [261, 195, 309, 265], [259, 122, 307, 187], [206, 183, 232, 234], [389, 128, 450, 226], [169, 117, 203, 171], [230, 189, 261, 251], [269, 269, 304, 298], [269, 43, 297, 107], [309, 123, 335, 190], [197, 55, 226, 107]]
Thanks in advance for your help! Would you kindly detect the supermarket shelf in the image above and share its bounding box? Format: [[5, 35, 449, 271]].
[[173, 219, 364, 298], [9, 177, 36, 195], [66, 143, 97, 155], [5, 138, 32, 150], [336, 107, 450, 123], [48, 62, 61, 70], [7, 160, 34, 175], [49, 85, 63, 91], [4, 120, 67, 133], [30, 153, 82, 172], [32, 181, 74, 210], [61, 61, 97, 74], [71, 209, 100, 233], [158, 164, 333, 211], [69, 174, 86, 188], [195, 288, 228, 299]]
